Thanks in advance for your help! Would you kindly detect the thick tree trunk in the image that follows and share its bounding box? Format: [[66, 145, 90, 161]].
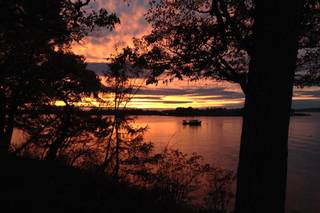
[[0, 133, 9, 158], [235, 1, 303, 213], [0, 90, 6, 156], [0, 98, 15, 157], [4, 107, 15, 147]]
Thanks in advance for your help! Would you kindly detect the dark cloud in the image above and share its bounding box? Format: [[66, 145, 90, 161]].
[[135, 96, 162, 100], [87, 63, 320, 109], [136, 87, 244, 99], [295, 89, 320, 98], [192, 88, 244, 99], [161, 100, 193, 104], [192, 94, 243, 100], [132, 99, 192, 104], [87, 63, 109, 75]]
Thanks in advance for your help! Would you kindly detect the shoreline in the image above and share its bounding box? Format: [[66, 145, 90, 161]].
[[17, 107, 315, 117]]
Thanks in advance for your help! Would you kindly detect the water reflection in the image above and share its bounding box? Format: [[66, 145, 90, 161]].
[[136, 113, 320, 213], [136, 116, 242, 169], [11, 113, 320, 212]]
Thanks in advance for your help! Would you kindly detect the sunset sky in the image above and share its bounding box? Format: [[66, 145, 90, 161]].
[[72, 0, 320, 109]]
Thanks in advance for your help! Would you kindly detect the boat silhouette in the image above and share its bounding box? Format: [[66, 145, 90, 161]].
[[182, 119, 202, 126]]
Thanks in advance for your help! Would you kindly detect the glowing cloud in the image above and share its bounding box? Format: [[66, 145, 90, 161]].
[[72, 0, 151, 62]]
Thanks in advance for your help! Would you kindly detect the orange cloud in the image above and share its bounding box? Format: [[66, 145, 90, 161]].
[[72, 0, 152, 62]]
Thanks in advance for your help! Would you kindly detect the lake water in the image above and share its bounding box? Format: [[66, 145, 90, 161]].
[[136, 113, 320, 213]]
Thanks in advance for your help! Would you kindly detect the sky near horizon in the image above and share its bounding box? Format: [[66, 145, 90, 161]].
[[72, 0, 320, 109]]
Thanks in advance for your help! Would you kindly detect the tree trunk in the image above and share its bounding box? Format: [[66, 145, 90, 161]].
[[45, 133, 66, 161], [3, 107, 14, 151], [0, 90, 7, 156], [114, 115, 120, 179], [45, 109, 71, 161], [0, 98, 15, 157], [235, 1, 303, 213]]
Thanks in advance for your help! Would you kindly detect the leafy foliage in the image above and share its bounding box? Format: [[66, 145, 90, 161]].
[[111, 0, 320, 90], [0, 0, 119, 153], [98, 56, 151, 179]]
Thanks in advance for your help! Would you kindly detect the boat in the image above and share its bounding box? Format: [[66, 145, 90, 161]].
[[182, 119, 202, 126]]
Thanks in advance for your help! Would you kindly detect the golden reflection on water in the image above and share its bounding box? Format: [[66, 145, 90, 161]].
[[136, 116, 242, 169], [135, 114, 320, 213]]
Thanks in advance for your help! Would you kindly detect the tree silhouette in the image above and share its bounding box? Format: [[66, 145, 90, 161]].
[[11, 52, 108, 161], [235, 1, 305, 212], [120, 0, 319, 87], [97, 55, 152, 180], [110, 0, 319, 212], [0, 0, 119, 156]]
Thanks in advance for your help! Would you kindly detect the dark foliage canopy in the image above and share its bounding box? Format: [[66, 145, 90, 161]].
[[0, 0, 120, 153], [0, 0, 119, 104], [113, 0, 320, 91]]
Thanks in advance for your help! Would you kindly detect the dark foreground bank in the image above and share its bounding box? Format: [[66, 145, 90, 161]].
[[0, 155, 200, 213]]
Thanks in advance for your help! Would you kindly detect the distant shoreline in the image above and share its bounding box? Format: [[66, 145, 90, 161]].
[[18, 107, 319, 117], [85, 107, 317, 117]]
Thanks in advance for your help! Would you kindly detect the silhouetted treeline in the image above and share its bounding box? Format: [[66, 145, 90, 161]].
[[76, 107, 243, 116], [17, 106, 314, 117], [165, 107, 243, 116]]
